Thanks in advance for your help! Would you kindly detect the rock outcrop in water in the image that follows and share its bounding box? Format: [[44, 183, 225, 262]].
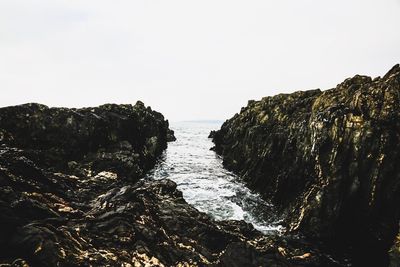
[[0, 102, 343, 266], [0, 102, 172, 178], [212, 65, 400, 266]]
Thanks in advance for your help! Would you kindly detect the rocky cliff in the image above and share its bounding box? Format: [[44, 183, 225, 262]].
[[0, 102, 343, 266], [0, 102, 173, 179], [212, 65, 400, 266]]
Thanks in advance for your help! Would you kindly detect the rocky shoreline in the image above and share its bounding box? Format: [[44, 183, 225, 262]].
[[2, 64, 399, 266], [0, 101, 345, 266], [212, 65, 400, 266]]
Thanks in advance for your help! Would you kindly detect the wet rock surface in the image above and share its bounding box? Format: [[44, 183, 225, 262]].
[[0, 102, 343, 266], [212, 65, 400, 266]]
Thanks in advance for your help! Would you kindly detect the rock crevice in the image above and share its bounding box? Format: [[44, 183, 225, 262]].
[[0, 101, 341, 266]]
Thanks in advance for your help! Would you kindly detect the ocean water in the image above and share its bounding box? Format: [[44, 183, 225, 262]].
[[146, 121, 282, 234]]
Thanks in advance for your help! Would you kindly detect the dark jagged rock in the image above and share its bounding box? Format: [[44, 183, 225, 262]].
[[0, 102, 173, 266], [0, 102, 343, 266], [0, 143, 339, 267], [208, 130, 217, 139], [390, 231, 400, 267], [167, 129, 177, 142], [212, 65, 400, 266], [0, 101, 173, 179]]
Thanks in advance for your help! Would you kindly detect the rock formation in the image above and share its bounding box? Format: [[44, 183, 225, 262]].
[[390, 231, 400, 267], [212, 65, 400, 266], [0, 102, 344, 266]]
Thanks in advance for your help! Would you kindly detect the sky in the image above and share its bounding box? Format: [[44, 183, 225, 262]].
[[0, 1, 399, 121]]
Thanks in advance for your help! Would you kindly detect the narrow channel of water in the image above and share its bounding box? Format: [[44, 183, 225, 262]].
[[146, 121, 282, 234]]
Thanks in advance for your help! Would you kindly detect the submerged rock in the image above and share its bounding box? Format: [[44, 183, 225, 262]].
[[212, 65, 400, 266]]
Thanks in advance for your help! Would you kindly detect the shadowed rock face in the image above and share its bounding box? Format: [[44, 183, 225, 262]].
[[0, 102, 172, 266], [212, 65, 400, 266], [0, 102, 172, 179], [0, 144, 345, 267], [0, 102, 343, 266], [390, 231, 400, 267]]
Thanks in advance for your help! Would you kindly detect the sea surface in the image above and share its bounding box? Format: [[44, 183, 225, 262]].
[[146, 121, 282, 234]]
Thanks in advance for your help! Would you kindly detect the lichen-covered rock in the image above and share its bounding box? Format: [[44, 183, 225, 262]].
[[0, 146, 341, 267], [0, 102, 174, 266], [0, 102, 343, 266], [212, 65, 400, 266], [0, 101, 173, 179]]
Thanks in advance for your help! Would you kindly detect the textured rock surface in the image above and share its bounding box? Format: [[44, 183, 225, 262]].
[[212, 65, 400, 266], [0, 102, 171, 266], [0, 102, 343, 266], [0, 102, 171, 179], [0, 146, 341, 267], [390, 231, 400, 267]]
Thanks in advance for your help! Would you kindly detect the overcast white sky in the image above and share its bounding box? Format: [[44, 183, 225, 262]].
[[1, 0, 399, 121]]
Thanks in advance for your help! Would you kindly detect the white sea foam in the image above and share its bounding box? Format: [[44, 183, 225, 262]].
[[147, 121, 282, 234]]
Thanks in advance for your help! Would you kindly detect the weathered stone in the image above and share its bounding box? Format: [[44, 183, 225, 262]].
[[0, 146, 344, 266], [0, 102, 174, 178], [0, 102, 343, 266], [167, 129, 177, 142], [0, 103, 175, 266], [212, 65, 400, 266], [390, 230, 400, 267]]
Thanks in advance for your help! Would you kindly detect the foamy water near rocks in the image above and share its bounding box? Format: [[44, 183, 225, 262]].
[[0, 102, 342, 266]]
